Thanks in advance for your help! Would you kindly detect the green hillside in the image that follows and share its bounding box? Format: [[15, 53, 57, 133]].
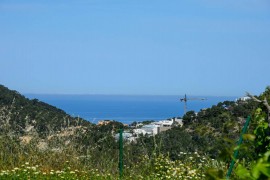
[[0, 84, 91, 137], [0, 84, 270, 179]]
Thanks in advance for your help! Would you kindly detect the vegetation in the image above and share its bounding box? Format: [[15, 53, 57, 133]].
[[0, 84, 270, 179]]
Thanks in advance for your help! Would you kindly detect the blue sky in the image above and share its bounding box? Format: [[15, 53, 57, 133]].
[[0, 0, 269, 96]]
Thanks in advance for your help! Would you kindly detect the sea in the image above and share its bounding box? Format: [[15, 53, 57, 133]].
[[24, 94, 237, 125]]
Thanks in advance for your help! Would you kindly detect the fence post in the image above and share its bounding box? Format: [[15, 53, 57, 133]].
[[119, 129, 123, 178], [226, 116, 251, 179]]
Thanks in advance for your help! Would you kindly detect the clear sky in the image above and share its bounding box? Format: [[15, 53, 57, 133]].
[[0, 0, 269, 96]]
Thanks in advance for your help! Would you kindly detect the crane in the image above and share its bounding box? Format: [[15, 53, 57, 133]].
[[180, 94, 206, 115]]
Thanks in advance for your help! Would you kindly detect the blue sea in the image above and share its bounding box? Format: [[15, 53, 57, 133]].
[[25, 94, 236, 124]]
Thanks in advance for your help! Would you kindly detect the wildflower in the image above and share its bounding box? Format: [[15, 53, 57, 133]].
[[189, 169, 196, 175], [25, 162, 29, 165]]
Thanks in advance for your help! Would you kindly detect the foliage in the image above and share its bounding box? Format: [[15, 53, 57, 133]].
[[253, 108, 270, 157], [235, 150, 270, 180], [182, 111, 196, 125], [233, 106, 270, 180], [214, 86, 270, 180]]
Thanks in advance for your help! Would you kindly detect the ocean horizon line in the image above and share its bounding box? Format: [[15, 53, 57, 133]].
[[24, 93, 238, 98]]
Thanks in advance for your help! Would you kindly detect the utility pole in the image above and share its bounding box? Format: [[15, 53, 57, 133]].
[[180, 94, 206, 115], [119, 129, 123, 179]]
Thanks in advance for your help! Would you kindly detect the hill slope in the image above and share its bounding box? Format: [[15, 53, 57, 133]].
[[0, 84, 91, 137]]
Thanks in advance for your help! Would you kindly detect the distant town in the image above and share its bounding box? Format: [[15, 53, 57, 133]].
[[98, 117, 183, 142], [98, 95, 252, 142]]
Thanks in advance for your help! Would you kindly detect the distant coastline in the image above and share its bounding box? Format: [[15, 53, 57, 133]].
[[24, 94, 237, 124]]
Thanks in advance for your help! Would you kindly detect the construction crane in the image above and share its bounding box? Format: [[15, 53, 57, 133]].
[[180, 94, 206, 115]]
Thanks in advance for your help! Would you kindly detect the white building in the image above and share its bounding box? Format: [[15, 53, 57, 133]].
[[159, 120, 173, 127], [133, 128, 147, 136], [153, 118, 183, 127], [133, 124, 160, 136], [131, 117, 183, 138], [236, 96, 251, 102]]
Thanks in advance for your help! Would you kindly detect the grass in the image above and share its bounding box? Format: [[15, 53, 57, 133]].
[[0, 150, 226, 179], [0, 162, 114, 179], [0, 104, 226, 179]]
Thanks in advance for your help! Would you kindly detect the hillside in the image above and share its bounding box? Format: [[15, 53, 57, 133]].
[[0, 84, 124, 176], [0, 84, 269, 179], [0, 84, 92, 137]]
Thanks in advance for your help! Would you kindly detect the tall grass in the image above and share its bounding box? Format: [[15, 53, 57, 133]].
[[0, 104, 225, 179]]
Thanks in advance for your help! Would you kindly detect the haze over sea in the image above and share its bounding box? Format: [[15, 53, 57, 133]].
[[25, 94, 237, 124]]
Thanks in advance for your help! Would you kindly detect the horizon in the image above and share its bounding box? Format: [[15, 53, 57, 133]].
[[24, 92, 238, 98]]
